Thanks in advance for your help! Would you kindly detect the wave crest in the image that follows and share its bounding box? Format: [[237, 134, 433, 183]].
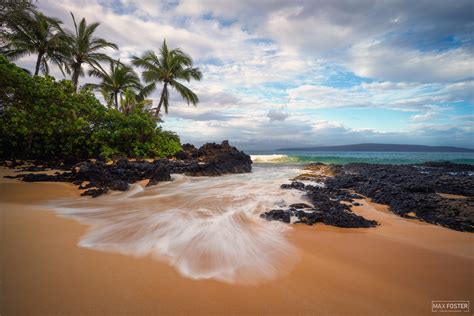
[[251, 154, 299, 163]]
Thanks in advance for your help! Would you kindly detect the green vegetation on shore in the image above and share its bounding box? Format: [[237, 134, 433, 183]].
[[0, 2, 201, 160], [0, 55, 181, 159]]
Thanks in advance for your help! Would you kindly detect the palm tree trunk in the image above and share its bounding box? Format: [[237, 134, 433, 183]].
[[156, 82, 168, 116], [114, 92, 119, 110], [72, 64, 81, 91], [34, 53, 43, 76]]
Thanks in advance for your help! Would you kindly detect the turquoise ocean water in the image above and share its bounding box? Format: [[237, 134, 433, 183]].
[[248, 151, 474, 165]]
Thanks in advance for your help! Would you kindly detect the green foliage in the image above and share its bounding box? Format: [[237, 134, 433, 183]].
[[132, 39, 202, 116], [91, 108, 181, 158], [63, 13, 118, 90], [0, 55, 181, 160]]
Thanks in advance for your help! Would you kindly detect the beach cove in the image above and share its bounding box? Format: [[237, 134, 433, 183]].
[[1, 162, 473, 315]]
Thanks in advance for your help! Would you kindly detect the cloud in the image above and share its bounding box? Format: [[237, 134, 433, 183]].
[[346, 42, 474, 83], [10, 0, 473, 149], [286, 81, 468, 112], [267, 109, 289, 121]]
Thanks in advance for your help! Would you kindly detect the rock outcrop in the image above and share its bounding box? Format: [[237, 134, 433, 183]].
[[261, 162, 474, 232], [4, 141, 252, 197]]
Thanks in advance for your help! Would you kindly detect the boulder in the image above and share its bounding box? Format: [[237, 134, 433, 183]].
[[81, 187, 108, 198], [147, 165, 171, 186], [260, 209, 291, 223]]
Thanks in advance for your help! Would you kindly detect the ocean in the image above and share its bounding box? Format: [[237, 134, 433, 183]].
[[249, 150, 474, 165]]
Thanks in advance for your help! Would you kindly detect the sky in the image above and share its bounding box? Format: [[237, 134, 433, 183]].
[[17, 0, 474, 150]]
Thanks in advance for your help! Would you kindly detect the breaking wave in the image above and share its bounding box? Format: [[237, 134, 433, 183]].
[[251, 154, 299, 163]]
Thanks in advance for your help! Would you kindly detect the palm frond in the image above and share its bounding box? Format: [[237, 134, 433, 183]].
[[171, 80, 199, 106]]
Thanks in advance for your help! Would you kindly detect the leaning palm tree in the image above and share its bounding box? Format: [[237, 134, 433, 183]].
[[132, 39, 202, 116], [63, 13, 117, 90], [1, 10, 68, 75], [86, 59, 142, 109]]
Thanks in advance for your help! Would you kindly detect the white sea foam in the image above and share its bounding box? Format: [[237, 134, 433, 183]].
[[46, 166, 308, 284], [251, 154, 298, 163]]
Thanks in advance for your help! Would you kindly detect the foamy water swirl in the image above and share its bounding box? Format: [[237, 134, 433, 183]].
[[47, 166, 307, 284]]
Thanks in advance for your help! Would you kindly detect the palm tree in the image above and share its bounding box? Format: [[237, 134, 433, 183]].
[[120, 88, 153, 115], [1, 10, 68, 76], [0, 0, 35, 35], [132, 39, 202, 116], [0, 0, 35, 37], [64, 13, 117, 90], [86, 60, 142, 109]]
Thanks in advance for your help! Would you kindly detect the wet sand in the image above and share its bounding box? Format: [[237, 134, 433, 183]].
[[0, 167, 473, 315]]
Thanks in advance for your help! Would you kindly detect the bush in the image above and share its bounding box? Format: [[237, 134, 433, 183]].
[[91, 109, 181, 158], [0, 55, 181, 160]]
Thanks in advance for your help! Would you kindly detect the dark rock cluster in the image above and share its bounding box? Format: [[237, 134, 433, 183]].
[[260, 181, 378, 228], [262, 162, 474, 232], [172, 140, 252, 176], [2, 157, 81, 171], [325, 163, 474, 232], [4, 141, 252, 197]]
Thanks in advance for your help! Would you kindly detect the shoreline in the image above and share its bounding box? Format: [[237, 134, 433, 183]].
[[1, 166, 473, 315]]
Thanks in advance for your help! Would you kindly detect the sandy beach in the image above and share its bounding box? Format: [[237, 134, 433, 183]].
[[1, 167, 473, 315]]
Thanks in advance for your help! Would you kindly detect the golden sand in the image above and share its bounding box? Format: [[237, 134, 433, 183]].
[[0, 167, 472, 315]]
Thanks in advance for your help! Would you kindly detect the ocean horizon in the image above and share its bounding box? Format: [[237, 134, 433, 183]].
[[249, 150, 474, 165]]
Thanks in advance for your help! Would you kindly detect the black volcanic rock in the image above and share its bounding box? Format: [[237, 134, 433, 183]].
[[289, 203, 313, 209], [281, 181, 306, 190], [108, 180, 129, 191], [262, 181, 378, 229], [292, 208, 378, 228], [22, 173, 71, 182], [5, 141, 252, 197], [308, 163, 474, 232], [263, 161, 474, 231], [175, 151, 189, 160], [147, 165, 171, 186], [173, 140, 252, 176], [81, 187, 108, 198], [20, 166, 48, 172], [260, 209, 291, 223]]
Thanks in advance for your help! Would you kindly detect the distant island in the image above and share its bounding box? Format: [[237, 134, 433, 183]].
[[277, 143, 474, 152]]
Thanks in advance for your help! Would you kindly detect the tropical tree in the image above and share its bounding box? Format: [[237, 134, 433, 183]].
[[132, 39, 202, 116], [86, 59, 142, 109], [64, 13, 117, 90], [120, 88, 153, 115], [0, 10, 68, 75], [0, 0, 35, 28]]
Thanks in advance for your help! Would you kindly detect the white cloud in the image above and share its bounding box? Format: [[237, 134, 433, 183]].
[[286, 81, 465, 112], [346, 42, 474, 83]]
